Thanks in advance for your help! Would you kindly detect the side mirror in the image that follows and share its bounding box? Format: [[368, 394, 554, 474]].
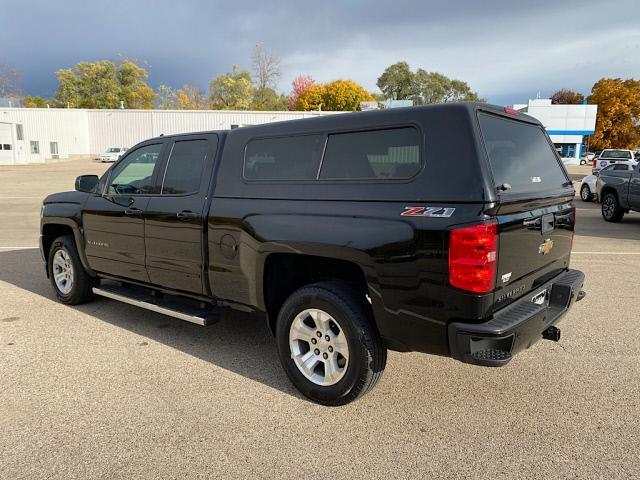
[[75, 175, 99, 193]]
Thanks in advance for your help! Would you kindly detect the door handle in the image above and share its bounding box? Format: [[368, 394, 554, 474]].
[[177, 210, 199, 220], [125, 207, 142, 216]]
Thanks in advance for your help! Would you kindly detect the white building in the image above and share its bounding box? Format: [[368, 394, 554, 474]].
[[0, 108, 340, 165], [513, 98, 597, 165]]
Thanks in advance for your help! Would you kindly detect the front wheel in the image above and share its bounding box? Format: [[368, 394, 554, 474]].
[[580, 184, 592, 202], [275, 282, 387, 406], [601, 193, 624, 222], [48, 235, 95, 304]]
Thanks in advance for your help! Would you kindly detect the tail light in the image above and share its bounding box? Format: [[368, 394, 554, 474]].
[[448, 220, 498, 293], [592, 159, 596, 168], [571, 207, 576, 246]]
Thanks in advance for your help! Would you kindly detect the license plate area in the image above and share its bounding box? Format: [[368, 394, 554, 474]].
[[531, 289, 547, 305]]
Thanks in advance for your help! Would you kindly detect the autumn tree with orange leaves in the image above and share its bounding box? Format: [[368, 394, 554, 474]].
[[588, 78, 640, 150]]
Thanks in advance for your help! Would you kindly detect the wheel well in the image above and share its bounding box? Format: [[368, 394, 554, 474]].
[[42, 224, 74, 262], [263, 253, 369, 333], [601, 186, 617, 199]]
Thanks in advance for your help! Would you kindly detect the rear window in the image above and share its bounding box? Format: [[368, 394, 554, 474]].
[[602, 150, 632, 159], [244, 135, 325, 180], [479, 113, 568, 195], [319, 127, 421, 180]]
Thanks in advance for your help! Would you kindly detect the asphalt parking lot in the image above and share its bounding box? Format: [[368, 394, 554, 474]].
[[1, 160, 639, 479]]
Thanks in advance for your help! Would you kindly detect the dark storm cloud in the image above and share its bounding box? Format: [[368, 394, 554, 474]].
[[2, 0, 639, 104]]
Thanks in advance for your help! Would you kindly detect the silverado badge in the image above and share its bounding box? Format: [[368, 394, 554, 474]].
[[538, 238, 554, 255]]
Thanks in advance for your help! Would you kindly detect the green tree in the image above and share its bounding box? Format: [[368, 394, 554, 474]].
[[550, 89, 585, 104], [55, 59, 156, 109], [23, 96, 48, 108], [117, 60, 156, 109], [252, 87, 288, 110], [414, 69, 483, 104], [376, 62, 415, 100], [209, 65, 254, 110], [588, 78, 640, 150]]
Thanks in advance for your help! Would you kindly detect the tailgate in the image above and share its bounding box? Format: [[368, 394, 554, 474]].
[[494, 201, 574, 309]]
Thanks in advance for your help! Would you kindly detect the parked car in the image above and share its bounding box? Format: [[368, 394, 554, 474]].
[[40, 104, 585, 405], [596, 162, 640, 221], [580, 151, 595, 165], [582, 162, 637, 202], [99, 147, 128, 163], [592, 149, 635, 173]]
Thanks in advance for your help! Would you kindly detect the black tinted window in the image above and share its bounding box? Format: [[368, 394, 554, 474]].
[[479, 113, 568, 195], [162, 140, 209, 194], [613, 164, 630, 171], [244, 135, 325, 180], [320, 128, 420, 180]]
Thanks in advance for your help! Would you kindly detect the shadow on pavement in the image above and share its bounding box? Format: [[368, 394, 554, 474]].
[[0, 248, 302, 401]]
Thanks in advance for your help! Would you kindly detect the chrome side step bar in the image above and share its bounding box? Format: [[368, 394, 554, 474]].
[[92, 285, 217, 326]]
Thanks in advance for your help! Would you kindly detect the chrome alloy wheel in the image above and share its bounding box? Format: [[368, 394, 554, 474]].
[[289, 309, 349, 386], [580, 185, 590, 201], [52, 249, 74, 295]]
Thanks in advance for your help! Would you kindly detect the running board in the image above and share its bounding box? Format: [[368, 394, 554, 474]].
[[92, 285, 218, 326]]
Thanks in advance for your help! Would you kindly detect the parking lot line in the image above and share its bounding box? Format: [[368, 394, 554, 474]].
[[572, 251, 640, 255]]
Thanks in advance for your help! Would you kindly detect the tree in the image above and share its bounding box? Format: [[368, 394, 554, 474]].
[[295, 79, 373, 111], [376, 62, 415, 100], [376, 62, 484, 104], [117, 60, 156, 109], [176, 84, 207, 110], [251, 44, 281, 91], [414, 69, 483, 104], [156, 84, 179, 109], [209, 65, 254, 110], [0, 64, 21, 98], [55, 59, 156, 109], [588, 78, 640, 150], [23, 96, 48, 108], [252, 87, 288, 110], [288, 75, 316, 110], [551, 89, 585, 105]]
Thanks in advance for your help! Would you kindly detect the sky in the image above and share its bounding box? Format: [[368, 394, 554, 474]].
[[2, 0, 639, 106]]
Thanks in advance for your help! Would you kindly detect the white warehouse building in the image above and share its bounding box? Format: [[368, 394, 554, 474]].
[[0, 108, 340, 165], [513, 98, 598, 165]]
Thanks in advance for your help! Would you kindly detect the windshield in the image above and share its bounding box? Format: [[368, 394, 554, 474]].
[[106, 148, 121, 153], [601, 150, 632, 159], [479, 113, 568, 195]]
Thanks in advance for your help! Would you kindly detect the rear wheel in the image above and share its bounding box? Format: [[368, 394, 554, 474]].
[[47, 235, 94, 304], [580, 184, 592, 202], [275, 282, 386, 406], [601, 192, 624, 222]]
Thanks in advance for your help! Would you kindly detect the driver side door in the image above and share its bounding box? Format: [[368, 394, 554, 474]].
[[83, 142, 166, 282]]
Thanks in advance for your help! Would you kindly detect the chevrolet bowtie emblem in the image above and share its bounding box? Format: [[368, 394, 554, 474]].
[[538, 238, 554, 255]]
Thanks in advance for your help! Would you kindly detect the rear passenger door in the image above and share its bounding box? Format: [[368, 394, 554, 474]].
[[629, 164, 640, 209], [144, 134, 218, 294]]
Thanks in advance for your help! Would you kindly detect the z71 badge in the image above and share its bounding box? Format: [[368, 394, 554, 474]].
[[401, 206, 455, 218]]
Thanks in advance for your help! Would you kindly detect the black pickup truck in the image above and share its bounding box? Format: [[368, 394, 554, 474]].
[[598, 162, 640, 221], [41, 104, 585, 405]]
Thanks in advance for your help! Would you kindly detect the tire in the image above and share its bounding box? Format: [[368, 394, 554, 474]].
[[275, 281, 387, 406], [580, 159, 586, 165], [601, 192, 624, 222], [47, 235, 94, 304], [580, 184, 592, 202]]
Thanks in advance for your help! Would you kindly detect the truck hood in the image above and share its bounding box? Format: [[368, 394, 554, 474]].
[[43, 190, 89, 205]]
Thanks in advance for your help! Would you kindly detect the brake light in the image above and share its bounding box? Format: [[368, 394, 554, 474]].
[[592, 159, 596, 168], [503, 107, 520, 116], [449, 221, 498, 293], [571, 207, 576, 246]]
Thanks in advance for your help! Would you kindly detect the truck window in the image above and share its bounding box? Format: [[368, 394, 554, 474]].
[[107, 143, 162, 195], [602, 150, 632, 159], [244, 135, 325, 180], [161, 140, 209, 194], [479, 113, 568, 195], [319, 127, 420, 180]]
